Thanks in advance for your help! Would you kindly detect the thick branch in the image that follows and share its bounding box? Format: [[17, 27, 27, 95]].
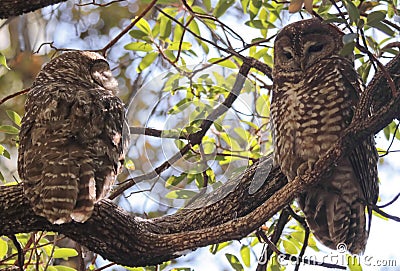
[[0, 0, 66, 19], [1, 49, 399, 269]]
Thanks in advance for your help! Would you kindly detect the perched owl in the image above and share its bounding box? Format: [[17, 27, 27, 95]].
[[18, 51, 129, 224], [270, 19, 378, 254]]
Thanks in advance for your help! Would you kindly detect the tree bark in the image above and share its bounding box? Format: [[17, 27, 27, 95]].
[[0, 0, 66, 19], [0, 55, 399, 268]]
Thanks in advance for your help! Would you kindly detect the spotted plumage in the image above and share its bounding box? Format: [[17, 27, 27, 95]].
[[270, 19, 378, 254], [18, 51, 129, 224]]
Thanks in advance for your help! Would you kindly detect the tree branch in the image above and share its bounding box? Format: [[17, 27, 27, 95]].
[[1, 46, 399, 270], [0, 0, 66, 19]]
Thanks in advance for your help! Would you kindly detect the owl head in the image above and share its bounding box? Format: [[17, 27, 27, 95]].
[[33, 51, 119, 95], [273, 18, 345, 79]]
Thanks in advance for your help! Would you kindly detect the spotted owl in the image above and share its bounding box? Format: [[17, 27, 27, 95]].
[[270, 19, 378, 254], [18, 51, 129, 224]]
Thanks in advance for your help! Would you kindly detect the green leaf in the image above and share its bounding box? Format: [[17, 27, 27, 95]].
[[52, 248, 79, 259], [204, 0, 212, 11], [367, 21, 395, 36], [0, 53, 10, 70], [283, 240, 298, 254], [129, 29, 149, 40], [367, 11, 386, 25], [159, 16, 172, 39], [256, 94, 270, 117], [225, 253, 244, 271], [165, 189, 197, 199], [137, 52, 158, 72], [240, 245, 251, 267], [0, 125, 19, 135], [345, 1, 360, 24], [166, 41, 192, 51], [6, 110, 22, 127], [208, 58, 236, 68], [213, 0, 235, 17], [0, 144, 10, 159], [209, 241, 232, 254], [340, 42, 355, 56], [54, 266, 78, 271], [124, 42, 153, 52], [165, 174, 187, 189], [135, 17, 152, 34], [0, 237, 8, 259]]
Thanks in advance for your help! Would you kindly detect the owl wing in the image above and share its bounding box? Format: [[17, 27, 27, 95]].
[[339, 59, 379, 226]]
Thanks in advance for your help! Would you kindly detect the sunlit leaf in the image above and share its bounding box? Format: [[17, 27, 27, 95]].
[[225, 253, 244, 271], [240, 245, 251, 267], [0, 144, 10, 159], [54, 266, 78, 271], [135, 17, 152, 34], [213, 0, 235, 17], [0, 125, 19, 135], [283, 240, 298, 254], [209, 241, 232, 254], [137, 52, 158, 72], [208, 58, 236, 68], [0, 53, 10, 70], [165, 189, 197, 199], [6, 110, 22, 127], [249, 0, 262, 19], [124, 159, 135, 170], [124, 42, 153, 52], [165, 174, 187, 188], [53, 248, 78, 259], [159, 16, 172, 39], [0, 237, 8, 259], [166, 41, 192, 51]]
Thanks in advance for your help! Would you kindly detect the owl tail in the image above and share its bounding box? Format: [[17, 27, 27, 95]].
[[38, 152, 80, 224], [70, 163, 96, 223], [297, 158, 368, 254]]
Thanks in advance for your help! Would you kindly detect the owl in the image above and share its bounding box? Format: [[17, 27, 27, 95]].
[[270, 19, 378, 254], [18, 51, 129, 224]]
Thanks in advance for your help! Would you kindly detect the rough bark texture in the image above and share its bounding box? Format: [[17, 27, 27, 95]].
[[0, 0, 66, 19], [0, 52, 399, 268]]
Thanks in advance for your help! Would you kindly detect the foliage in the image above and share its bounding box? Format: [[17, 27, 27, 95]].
[[0, 0, 399, 270]]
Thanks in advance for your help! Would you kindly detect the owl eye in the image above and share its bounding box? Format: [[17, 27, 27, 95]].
[[308, 43, 324, 53], [283, 51, 293, 60]]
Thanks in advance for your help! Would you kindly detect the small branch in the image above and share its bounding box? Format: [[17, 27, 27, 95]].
[[129, 126, 187, 139], [0, 88, 31, 106], [377, 192, 400, 208], [99, 0, 158, 56], [8, 235, 23, 271], [111, 61, 252, 198]]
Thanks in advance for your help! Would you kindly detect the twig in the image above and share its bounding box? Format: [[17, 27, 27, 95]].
[[99, 0, 158, 55], [0, 88, 31, 106], [256, 208, 290, 271], [129, 126, 187, 139], [110, 61, 252, 199], [372, 205, 400, 222], [8, 235, 23, 271], [377, 192, 400, 208]]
